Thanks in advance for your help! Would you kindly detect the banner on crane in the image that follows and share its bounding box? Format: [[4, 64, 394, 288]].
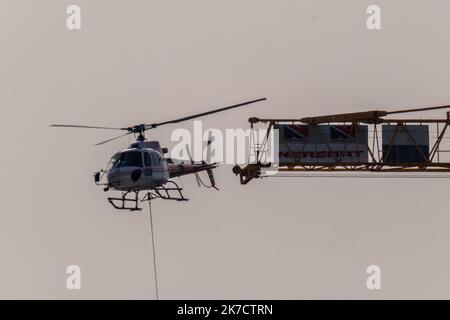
[[276, 124, 369, 164]]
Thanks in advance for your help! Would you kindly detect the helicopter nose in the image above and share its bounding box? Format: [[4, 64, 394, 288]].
[[107, 170, 122, 187], [107, 168, 143, 189]]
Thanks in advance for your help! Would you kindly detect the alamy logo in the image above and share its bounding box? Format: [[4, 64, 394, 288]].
[[366, 5, 381, 30], [66, 265, 82, 290], [170, 121, 278, 166], [366, 265, 381, 290], [66, 5, 81, 30]]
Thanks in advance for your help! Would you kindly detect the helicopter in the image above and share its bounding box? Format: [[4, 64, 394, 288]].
[[51, 98, 266, 210]]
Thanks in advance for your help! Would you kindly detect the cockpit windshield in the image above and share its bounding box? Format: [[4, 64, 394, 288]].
[[109, 151, 143, 169]]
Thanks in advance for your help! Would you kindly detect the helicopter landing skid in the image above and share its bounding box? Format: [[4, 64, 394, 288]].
[[107, 191, 143, 211], [107, 181, 188, 211], [141, 181, 189, 202]]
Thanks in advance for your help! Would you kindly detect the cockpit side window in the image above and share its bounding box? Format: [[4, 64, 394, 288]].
[[112, 151, 143, 168], [109, 153, 121, 169], [151, 153, 160, 166], [144, 152, 152, 167]]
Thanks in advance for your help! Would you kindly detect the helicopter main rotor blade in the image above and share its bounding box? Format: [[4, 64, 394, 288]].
[[51, 98, 267, 145], [145, 98, 267, 130], [387, 105, 450, 115], [50, 124, 126, 130], [95, 132, 133, 146]]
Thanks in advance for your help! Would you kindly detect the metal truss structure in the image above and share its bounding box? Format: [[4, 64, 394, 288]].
[[233, 106, 450, 184]]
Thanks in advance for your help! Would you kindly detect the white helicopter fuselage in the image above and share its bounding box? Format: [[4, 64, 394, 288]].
[[106, 145, 169, 192]]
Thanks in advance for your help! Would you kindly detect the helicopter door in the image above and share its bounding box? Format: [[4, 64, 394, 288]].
[[143, 151, 163, 185], [150, 152, 163, 183], [143, 152, 153, 177]]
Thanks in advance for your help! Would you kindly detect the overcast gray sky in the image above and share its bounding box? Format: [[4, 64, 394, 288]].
[[2, 0, 450, 299]]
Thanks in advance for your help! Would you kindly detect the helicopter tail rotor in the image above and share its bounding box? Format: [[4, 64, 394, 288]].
[[205, 131, 218, 190]]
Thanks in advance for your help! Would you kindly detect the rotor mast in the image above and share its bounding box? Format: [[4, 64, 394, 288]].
[[125, 124, 147, 142]]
